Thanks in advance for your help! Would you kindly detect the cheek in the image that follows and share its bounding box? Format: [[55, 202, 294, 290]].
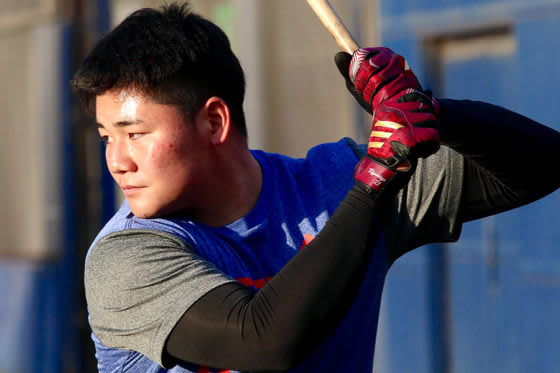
[[147, 140, 187, 172]]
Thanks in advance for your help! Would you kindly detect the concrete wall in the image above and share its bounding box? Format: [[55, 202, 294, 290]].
[[0, 0, 62, 260]]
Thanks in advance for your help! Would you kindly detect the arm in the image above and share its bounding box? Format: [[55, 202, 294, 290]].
[[165, 95, 440, 371], [86, 131, 424, 371], [166, 185, 383, 371], [335, 48, 560, 223], [438, 98, 560, 221]]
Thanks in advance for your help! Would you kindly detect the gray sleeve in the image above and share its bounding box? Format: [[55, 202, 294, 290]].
[[84, 229, 235, 367], [343, 137, 465, 261], [385, 145, 465, 262]]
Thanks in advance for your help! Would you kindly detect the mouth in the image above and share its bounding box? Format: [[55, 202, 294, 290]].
[[121, 185, 144, 196]]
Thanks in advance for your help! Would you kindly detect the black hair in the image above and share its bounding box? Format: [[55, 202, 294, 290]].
[[71, 2, 247, 137]]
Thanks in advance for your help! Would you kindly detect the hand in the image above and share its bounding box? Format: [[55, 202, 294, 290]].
[[354, 88, 440, 195], [335, 47, 421, 114]]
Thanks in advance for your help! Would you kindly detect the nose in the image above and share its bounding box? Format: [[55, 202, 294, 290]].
[[106, 139, 137, 174]]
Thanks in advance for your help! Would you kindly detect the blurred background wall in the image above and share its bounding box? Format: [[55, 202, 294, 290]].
[[0, 0, 558, 372]]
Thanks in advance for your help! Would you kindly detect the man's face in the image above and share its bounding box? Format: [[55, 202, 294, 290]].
[[96, 89, 211, 218]]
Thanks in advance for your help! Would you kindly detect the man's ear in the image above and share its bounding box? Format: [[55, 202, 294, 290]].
[[198, 97, 231, 145]]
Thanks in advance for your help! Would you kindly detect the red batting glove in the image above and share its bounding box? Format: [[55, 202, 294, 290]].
[[354, 88, 440, 195], [335, 47, 421, 114]]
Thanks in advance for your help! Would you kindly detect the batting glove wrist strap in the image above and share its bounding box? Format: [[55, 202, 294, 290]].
[[354, 155, 396, 195]]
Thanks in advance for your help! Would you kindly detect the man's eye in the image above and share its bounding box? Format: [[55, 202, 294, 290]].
[[129, 133, 143, 140], [101, 135, 112, 144]]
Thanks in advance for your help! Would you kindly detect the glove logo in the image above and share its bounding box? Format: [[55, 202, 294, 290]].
[[368, 168, 386, 185], [369, 59, 381, 69]]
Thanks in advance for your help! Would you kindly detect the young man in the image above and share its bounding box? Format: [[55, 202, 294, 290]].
[[72, 3, 559, 372]]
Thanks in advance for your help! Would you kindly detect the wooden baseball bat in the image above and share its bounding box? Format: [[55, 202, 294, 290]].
[[305, 0, 410, 70], [305, 0, 359, 53]]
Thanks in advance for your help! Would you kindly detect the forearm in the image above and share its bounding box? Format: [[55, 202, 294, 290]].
[[438, 98, 560, 221], [166, 185, 387, 371]]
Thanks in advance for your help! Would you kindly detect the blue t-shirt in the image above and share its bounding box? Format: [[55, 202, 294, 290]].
[[85, 138, 463, 372]]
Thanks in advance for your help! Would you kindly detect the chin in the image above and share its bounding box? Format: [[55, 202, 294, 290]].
[[129, 203, 160, 219], [131, 210, 156, 219], [128, 198, 193, 219]]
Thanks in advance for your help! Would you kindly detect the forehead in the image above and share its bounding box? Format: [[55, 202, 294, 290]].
[[96, 89, 147, 115], [95, 88, 186, 126]]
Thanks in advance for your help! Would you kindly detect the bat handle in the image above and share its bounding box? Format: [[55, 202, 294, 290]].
[[306, 0, 359, 53]]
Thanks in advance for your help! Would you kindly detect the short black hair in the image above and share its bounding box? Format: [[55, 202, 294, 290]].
[[71, 2, 247, 137]]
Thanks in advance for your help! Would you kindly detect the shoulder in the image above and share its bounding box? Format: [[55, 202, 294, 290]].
[[252, 138, 363, 167], [302, 138, 364, 193], [84, 229, 195, 294], [84, 229, 234, 366], [87, 200, 206, 262], [261, 137, 364, 198], [85, 228, 232, 296], [86, 229, 191, 261], [257, 138, 363, 179], [305, 137, 365, 162], [250, 138, 362, 191]]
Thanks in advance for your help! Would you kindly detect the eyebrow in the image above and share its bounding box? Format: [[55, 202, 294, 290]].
[[96, 119, 144, 129]]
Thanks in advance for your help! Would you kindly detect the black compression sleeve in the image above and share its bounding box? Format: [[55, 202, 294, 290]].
[[438, 99, 560, 222], [165, 184, 387, 371]]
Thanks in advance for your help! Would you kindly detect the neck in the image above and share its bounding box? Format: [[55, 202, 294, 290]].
[[192, 136, 262, 227]]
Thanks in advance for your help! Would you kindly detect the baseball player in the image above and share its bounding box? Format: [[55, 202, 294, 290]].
[[71, 2, 560, 372]]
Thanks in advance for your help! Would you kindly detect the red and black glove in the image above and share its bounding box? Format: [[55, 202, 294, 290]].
[[354, 88, 441, 195], [335, 47, 421, 114]]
